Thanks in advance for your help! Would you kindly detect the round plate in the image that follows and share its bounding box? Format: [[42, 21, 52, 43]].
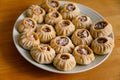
[[13, 1, 114, 74]]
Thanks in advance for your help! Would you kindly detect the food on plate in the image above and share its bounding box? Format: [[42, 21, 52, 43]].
[[45, 11, 62, 26], [41, 0, 60, 12], [60, 3, 80, 20], [50, 36, 74, 54], [26, 5, 46, 23], [15, 0, 114, 71], [30, 44, 55, 64], [17, 18, 37, 33], [53, 53, 76, 71], [90, 20, 112, 38], [91, 36, 114, 55], [36, 24, 56, 43], [71, 29, 93, 46], [18, 32, 40, 50], [72, 15, 93, 29], [73, 45, 95, 65], [55, 19, 75, 36]]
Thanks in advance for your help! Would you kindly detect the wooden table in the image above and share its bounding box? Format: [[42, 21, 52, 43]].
[[0, 0, 120, 80]]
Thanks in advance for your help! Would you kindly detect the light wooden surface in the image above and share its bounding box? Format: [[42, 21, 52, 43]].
[[0, 0, 120, 80]]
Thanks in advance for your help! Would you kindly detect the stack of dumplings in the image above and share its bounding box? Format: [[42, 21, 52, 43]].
[[17, 0, 114, 71]]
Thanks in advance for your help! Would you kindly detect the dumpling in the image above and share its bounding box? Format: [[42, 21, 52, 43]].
[[60, 3, 80, 20], [45, 11, 62, 26], [17, 18, 37, 33], [71, 29, 93, 46], [90, 20, 113, 38], [73, 45, 95, 65], [36, 24, 56, 43], [53, 53, 76, 71], [55, 19, 75, 36], [72, 15, 92, 29], [91, 36, 114, 55], [18, 31, 40, 50], [41, 0, 60, 12], [50, 36, 74, 54], [26, 5, 46, 23], [30, 44, 55, 64]]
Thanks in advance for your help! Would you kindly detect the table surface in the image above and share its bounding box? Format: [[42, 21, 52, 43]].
[[0, 0, 120, 80]]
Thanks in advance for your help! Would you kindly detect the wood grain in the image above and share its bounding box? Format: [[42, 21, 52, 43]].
[[0, 0, 120, 80]]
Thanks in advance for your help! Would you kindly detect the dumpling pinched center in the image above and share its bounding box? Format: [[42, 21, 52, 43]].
[[28, 33, 37, 41], [77, 30, 88, 38], [78, 16, 87, 22], [25, 19, 34, 28], [77, 48, 89, 55], [42, 27, 51, 32], [67, 4, 75, 11], [94, 21, 107, 30], [60, 54, 69, 60], [33, 8, 43, 15], [56, 37, 69, 46], [60, 21, 70, 27], [52, 12, 59, 18], [40, 46, 50, 51], [97, 38, 108, 43], [49, 1, 58, 8]]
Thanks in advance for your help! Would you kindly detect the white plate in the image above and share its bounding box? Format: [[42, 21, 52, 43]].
[[13, 1, 114, 74]]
